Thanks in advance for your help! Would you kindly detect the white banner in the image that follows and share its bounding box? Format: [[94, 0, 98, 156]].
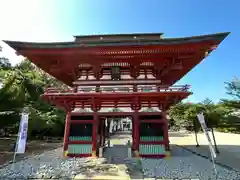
[[16, 113, 29, 154], [197, 113, 216, 158]]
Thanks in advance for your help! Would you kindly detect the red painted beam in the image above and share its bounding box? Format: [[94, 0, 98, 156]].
[[73, 79, 162, 86], [45, 99, 187, 105], [75, 102, 161, 105], [63, 112, 166, 117], [86, 100, 167, 103], [97, 112, 134, 116], [75, 101, 164, 104], [70, 120, 93, 124]]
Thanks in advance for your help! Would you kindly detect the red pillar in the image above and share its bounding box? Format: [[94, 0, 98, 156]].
[[133, 112, 139, 151], [162, 112, 170, 151], [92, 113, 98, 157], [63, 112, 71, 154]]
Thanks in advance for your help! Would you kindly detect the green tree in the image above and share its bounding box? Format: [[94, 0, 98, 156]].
[[219, 80, 240, 132], [169, 99, 228, 132], [0, 59, 66, 137]]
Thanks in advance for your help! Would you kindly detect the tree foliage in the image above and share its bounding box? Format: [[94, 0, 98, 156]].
[[169, 81, 240, 133], [0, 58, 65, 137]]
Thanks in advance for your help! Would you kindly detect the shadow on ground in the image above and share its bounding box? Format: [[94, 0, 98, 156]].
[[141, 144, 240, 179], [174, 144, 240, 171], [0, 138, 62, 168]]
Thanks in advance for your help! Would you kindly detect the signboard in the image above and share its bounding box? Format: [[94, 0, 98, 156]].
[[197, 113, 216, 158], [16, 112, 29, 154]]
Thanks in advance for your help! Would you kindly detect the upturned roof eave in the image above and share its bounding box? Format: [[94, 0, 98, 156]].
[[3, 32, 230, 50]]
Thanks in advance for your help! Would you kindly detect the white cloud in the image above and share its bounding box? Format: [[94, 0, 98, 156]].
[[0, 0, 72, 65]]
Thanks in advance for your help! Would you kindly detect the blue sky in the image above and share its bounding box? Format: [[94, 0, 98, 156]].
[[0, 0, 239, 103]]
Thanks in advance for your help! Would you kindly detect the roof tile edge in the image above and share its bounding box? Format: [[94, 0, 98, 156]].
[[2, 32, 230, 48], [74, 33, 164, 42]]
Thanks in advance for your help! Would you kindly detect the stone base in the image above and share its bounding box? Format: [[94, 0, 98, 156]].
[[165, 151, 171, 159]]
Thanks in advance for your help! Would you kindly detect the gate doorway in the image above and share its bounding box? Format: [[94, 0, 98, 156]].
[[98, 115, 133, 159]]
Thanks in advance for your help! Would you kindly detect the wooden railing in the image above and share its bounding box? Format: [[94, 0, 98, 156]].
[[44, 85, 190, 94], [44, 87, 74, 94]]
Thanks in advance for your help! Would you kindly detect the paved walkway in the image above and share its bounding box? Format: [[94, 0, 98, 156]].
[[104, 131, 144, 179], [169, 131, 240, 171], [104, 132, 130, 163], [74, 131, 143, 179]]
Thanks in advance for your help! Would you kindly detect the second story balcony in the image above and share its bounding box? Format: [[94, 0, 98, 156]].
[[44, 85, 191, 95]]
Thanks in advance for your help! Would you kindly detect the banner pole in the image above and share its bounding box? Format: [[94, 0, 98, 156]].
[[12, 140, 18, 170], [12, 115, 22, 170], [197, 113, 218, 177], [12, 107, 29, 170]]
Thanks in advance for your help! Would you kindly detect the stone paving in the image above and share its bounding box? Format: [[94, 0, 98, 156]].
[[103, 131, 143, 180]]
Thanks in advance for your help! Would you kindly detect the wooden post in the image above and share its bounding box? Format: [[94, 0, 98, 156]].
[[162, 112, 170, 151], [92, 113, 98, 157], [92, 97, 98, 157], [63, 112, 71, 156], [194, 119, 200, 147], [133, 112, 140, 158], [133, 96, 139, 153]]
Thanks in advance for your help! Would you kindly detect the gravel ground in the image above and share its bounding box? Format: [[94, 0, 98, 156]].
[[141, 145, 240, 180], [1, 143, 240, 179], [0, 148, 107, 180]]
